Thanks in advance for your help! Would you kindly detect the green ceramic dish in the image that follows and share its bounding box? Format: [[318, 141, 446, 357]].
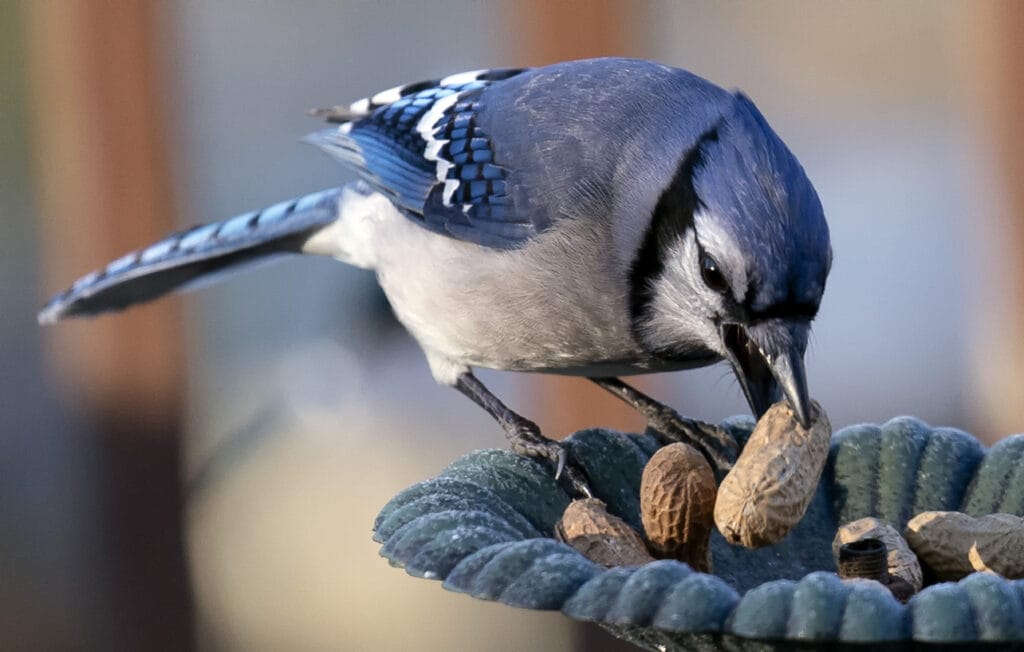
[[374, 417, 1024, 650]]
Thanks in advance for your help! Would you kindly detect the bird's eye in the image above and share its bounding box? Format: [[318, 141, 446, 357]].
[[700, 253, 729, 294]]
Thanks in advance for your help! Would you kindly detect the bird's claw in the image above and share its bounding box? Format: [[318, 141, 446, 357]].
[[554, 447, 567, 480], [647, 407, 738, 474], [505, 418, 591, 498], [561, 462, 592, 498]]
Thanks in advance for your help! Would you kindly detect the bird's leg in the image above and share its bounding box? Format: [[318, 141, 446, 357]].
[[455, 372, 591, 497], [589, 377, 738, 473]]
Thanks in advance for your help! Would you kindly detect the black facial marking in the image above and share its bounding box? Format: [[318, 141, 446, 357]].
[[628, 128, 719, 335], [739, 270, 822, 323], [747, 301, 819, 322], [745, 285, 820, 322]]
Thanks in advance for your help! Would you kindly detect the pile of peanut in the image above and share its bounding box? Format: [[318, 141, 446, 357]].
[[555, 401, 1024, 603], [832, 511, 1024, 601], [557, 400, 831, 573]]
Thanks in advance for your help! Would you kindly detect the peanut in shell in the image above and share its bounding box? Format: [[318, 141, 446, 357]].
[[904, 511, 1024, 581], [833, 517, 923, 592], [713, 399, 831, 548], [555, 498, 654, 567], [640, 442, 716, 572]]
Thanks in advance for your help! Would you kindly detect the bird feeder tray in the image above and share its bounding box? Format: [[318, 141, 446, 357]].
[[373, 417, 1024, 650]]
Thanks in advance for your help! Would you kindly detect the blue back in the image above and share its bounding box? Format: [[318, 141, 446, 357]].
[[311, 58, 739, 249]]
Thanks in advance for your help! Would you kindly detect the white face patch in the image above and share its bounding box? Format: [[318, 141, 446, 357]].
[[634, 229, 730, 360], [693, 209, 748, 302], [665, 233, 716, 317], [638, 203, 803, 363]]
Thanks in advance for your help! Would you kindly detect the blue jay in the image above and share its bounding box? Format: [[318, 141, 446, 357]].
[[39, 58, 831, 491]]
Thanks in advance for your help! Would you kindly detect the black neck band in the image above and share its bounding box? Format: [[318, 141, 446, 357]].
[[627, 128, 719, 340]]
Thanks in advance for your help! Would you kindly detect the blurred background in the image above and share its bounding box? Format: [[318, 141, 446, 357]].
[[5, 0, 1024, 649]]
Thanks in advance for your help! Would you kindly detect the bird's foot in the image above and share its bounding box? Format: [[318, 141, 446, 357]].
[[504, 417, 592, 498], [646, 406, 738, 474], [588, 377, 738, 473]]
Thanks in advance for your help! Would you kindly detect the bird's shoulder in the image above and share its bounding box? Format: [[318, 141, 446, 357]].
[[307, 67, 533, 248]]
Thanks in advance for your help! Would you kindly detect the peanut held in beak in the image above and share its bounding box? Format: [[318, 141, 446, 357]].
[[714, 400, 831, 548]]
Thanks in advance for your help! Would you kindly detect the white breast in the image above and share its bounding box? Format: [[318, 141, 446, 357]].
[[311, 186, 653, 382]]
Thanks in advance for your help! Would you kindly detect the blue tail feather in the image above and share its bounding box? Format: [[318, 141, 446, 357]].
[[38, 187, 342, 324]]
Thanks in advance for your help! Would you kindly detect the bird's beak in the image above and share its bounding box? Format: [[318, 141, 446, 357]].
[[721, 321, 811, 428]]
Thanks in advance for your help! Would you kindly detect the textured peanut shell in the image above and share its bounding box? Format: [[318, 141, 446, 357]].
[[713, 400, 831, 548], [640, 442, 716, 572], [904, 511, 1024, 581], [833, 517, 923, 591], [556, 498, 654, 567]]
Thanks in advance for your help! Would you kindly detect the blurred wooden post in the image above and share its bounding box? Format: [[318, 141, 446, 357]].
[[506, 0, 637, 64], [502, 0, 655, 438], [966, 1, 1024, 441], [25, 0, 192, 648], [28, 0, 184, 423]]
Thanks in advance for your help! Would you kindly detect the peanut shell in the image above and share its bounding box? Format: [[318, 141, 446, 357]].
[[714, 399, 831, 548], [833, 517, 922, 591], [640, 442, 716, 572], [556, 498, 654, 567], [904, 511, 1024, 581]]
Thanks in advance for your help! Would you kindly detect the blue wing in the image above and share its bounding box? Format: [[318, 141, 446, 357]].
[[306, 68, 534, 249]]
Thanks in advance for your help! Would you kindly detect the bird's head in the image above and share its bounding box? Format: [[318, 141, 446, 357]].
[[629, 93, 831, 427]]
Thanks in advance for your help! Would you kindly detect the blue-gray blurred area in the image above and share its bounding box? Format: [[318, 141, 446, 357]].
[[4, 1, 1020, 650]]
